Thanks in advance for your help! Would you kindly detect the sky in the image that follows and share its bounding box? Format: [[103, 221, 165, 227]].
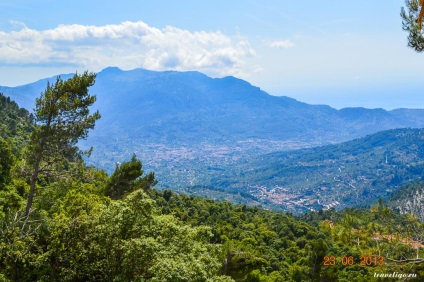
[[0, 0, 423, 109]]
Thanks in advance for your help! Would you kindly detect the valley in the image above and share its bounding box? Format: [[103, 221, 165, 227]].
[[3, 67, 424, 215], [191, 128, 424, 213]]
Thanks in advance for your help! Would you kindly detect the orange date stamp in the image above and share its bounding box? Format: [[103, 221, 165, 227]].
[[323, 255, 384, 266]]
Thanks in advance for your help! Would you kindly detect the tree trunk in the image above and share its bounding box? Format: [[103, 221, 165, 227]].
[[25, 154, 41, 216]]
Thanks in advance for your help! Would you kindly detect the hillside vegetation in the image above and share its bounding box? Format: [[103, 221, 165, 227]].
[[0, 93, 34, 155], [199, 128, 424, 213], [387, 181, 424, 221]]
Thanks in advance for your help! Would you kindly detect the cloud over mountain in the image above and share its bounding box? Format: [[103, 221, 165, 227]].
[[0, 21, 255, 77]]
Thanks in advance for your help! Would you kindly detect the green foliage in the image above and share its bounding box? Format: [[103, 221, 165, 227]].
[[151, 190, 336, 281], [1, 169, 228, 281], [303, 203, 424, 279], [25, 71, 101, 215], [106, 154, 157, 199], [0, 140, 25, 219], [0, 93, 34, 156], [387, 181, 424, 221], [36, 189, 226, 281], [28, 72, 100, 166], [0, 210, 46, 281], [0, 139, 14, 189], [401, 0, 424, 52], [152, 190, 424, 281], [1, 164, 424, 281], [0, 183, 25, 219]]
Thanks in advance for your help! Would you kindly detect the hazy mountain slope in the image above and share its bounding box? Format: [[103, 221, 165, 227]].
[[3, 67, 424, 179]]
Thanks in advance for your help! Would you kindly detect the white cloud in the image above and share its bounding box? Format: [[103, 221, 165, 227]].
[[267, 40, 295, 48], [0, 21, 256, 77]]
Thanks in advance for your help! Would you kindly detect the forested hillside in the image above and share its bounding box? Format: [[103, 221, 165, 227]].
[[1, 152, 423, 280], [1, 76, 424, 281], [0, 93, 34, 155], [199, 128, 424, 213], [387, 181, 424, 221]]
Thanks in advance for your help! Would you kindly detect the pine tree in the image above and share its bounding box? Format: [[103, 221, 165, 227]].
[[25, 72, 100, 215], [105, 154, 157, 200], [401, 0, 424, 51]]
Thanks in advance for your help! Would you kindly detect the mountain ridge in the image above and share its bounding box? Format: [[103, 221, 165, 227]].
[[2, 66, 421, 113], [2, 67, 424, 188]]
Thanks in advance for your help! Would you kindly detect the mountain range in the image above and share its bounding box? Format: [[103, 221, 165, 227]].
[[2, 67, 424, 213], [3, 67, 424, 146]]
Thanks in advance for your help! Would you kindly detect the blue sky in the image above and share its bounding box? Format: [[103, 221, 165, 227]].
[[0, 0, 423, 109]]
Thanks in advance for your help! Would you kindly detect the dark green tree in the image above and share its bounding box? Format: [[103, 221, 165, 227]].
[[25, 72, 100, 215], [0, 93, 34, 156], [0, 139, 14, 189], [401, 0, 424, 51], [105, 154, 157, 200], [0, 139, 20, 215]]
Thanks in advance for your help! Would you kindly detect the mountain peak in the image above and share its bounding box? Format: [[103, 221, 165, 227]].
[[101, 66, 123, 73]]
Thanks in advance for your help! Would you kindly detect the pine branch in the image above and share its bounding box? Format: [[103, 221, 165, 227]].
[[418, 1, 424, 29]]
